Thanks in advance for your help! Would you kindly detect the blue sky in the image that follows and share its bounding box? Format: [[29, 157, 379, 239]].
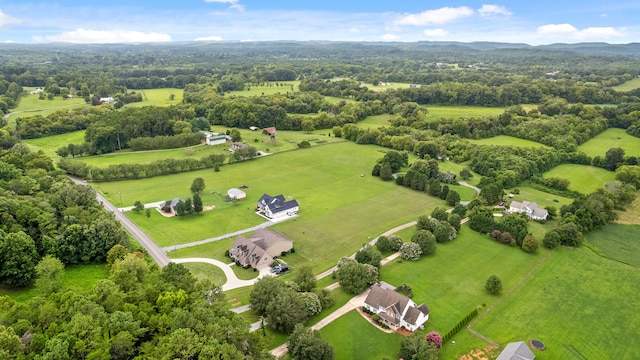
[[0, 0, 638, 44]]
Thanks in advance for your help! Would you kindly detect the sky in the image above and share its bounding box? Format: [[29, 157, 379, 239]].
[[0, 0, 638, 45]]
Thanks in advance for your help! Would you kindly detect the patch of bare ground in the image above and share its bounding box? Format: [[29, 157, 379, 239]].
[[458, 345, 500, 360]]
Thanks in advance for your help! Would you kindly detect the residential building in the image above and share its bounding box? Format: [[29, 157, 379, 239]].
[[508, 200, 548, 220], [363, 282, 430, 332], [496, 341, 536, 360], [256, 194, 299, 219], [228, 229, 293, 269]]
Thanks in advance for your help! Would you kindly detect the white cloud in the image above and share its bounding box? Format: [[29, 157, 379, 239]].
[[574, 27, 626, 39], [204, 0, 245, 11], [478, 4, 512, 17], [537, 23, 577, 35], [382, 33, 400, 41], [33, 28, 171, 44], [537, 24, 627, 41], [195, 35, 223, 41], [0, 40, 15, 43], [423, 28, 448, 37], [394, 7, 474, 26], [0, 10, 21, 26]]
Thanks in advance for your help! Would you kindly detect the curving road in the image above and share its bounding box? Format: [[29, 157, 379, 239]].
[[68, 176, 171, 267], [172, 258, 271, 291]]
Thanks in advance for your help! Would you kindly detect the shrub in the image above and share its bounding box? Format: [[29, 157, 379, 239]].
[[521, 234, 539, 253], [425, 331, 443, 349], [400, 242, 422, 261]]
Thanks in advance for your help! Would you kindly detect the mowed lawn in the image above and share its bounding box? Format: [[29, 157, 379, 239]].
[[472, 246, 640, 360], [577, 128, 640, 157], [93, 142, 448, 273], [357, 114, 394, 129], [469, 135, 549, 148], [543, 164, 616, 194], [23, 130, 86, 158], [585, 224, 640, 267], [320, 310, 403, 359], [123, 88, 184, 107]]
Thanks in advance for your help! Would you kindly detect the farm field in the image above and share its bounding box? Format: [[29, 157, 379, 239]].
[[615, 195, 640, 225], [93, 142, 448, 273], [426, 105, 506, 120], [543, 164, 616, 194], [471, 246, 640, 359], [7, 94, 88, 125], [612, 77, 640, 91], [585, 224, 640, 267], [469, 135, 549, 148], [123, 88, 184, 107], [23, 130, 86, 158], [356, 114, 393, 129], [225, 81, 299, 96], [577, 128, 640, 157]]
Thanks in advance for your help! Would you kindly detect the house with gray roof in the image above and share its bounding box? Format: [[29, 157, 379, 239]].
[[363, 282, 430, 332], [496, 341, 535, 360], [228, 229, 293, 269], [256, 193, 299, 219], [509, 200, 548, 220], [159, 197, 184, 215]]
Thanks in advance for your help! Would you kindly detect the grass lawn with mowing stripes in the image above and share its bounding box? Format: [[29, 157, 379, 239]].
[[471, 246, 640, 360], [584, 224, 640, 268]]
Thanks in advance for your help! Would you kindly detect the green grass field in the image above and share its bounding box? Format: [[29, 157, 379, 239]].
[[507, 186, 574, 208], [427, 106, 506, 120], [543, 164, 616, 194], [577, 128, 640, 157], [7, 94, 88, 126], [225, 81, 299, 97], [180, 262, 227, 286], [612, 77, 640, 91], [615, 195, 640, 225], [77, 129, 343, 168], [23, 130, 86, 158], [0, 264, 109, 303], [584, 224, 640, 267], [356, 114, 394, 129], [123, 88, 184, 108], [469, 135, 549, 148], [471, 246, 640, 359], [93, 142, 448, 273]]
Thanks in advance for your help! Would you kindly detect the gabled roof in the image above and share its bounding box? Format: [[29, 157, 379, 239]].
[[264, 127, 277, 135], [258, 194, 299, 213], [496, 341, 535, 360], [364, 285, 411, 317]]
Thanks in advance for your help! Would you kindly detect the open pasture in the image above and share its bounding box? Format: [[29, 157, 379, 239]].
[[23, 130, 86, 158], [93, 142, 448, 273], [356, 114, 394, 129], [507, 186, 574, 208], [469, 135, 549, 148], [577, 128, 640, 157], [427, 105, 505, 120], [471, 246, 640, 360], [224, 81, 299, 97], [612, 77, 640, 91], [543, 164, 616, 194], [615, 194, 640, 225], [123, 88, 183, 107]]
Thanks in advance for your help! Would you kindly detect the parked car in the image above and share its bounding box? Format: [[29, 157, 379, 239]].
[[271, 265, 289, 274]]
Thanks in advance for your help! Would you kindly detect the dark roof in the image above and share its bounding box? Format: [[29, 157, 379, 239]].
[[496, 341, 535, 360], [258, 194, 299, 214], [403, 304, 430, 326]]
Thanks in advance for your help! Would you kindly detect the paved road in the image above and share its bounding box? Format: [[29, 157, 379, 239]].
[[68, 176, 171, 267], [459, 181, 481, 195], [171, 257, 271, 291]]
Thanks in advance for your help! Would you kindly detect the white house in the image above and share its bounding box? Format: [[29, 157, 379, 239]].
[[364, 282, 430, 332], [256, 194, 299, 219], [509, 200, 548, 220], [99, 97, 116, 104], [29, 88, 44, 95], [202, 131, 227, 146], [227, 188, 247, 200]]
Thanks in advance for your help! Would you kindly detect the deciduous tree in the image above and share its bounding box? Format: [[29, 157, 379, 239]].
[[485, 275, 502, 295]]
